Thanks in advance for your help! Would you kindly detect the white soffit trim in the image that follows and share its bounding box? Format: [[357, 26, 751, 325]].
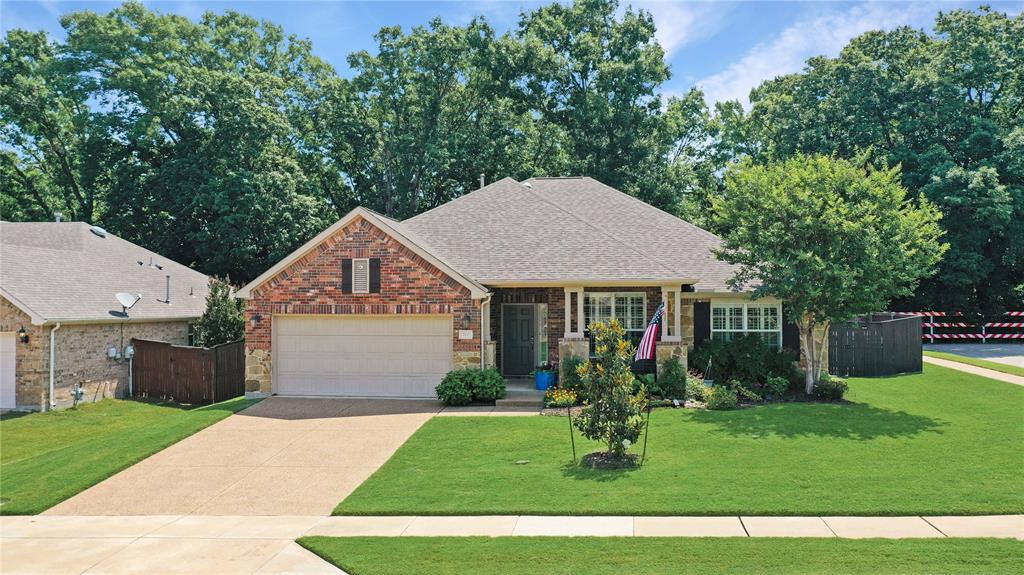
[[236, 207, 489, 299], [481, 278, 697, 288]]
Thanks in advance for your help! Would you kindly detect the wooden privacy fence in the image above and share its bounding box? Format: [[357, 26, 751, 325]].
[[131, 339, 245, 404], [828, 313, 922, 377]]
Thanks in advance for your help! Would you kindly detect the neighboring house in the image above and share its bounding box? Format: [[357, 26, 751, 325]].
[[0, 222, 210, 411], [238, 177, 802, 399]]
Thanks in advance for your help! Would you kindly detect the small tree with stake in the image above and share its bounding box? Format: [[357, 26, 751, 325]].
[[574, 319, 648, 467]]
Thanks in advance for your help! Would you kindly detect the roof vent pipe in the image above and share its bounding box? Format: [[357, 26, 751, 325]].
[[54, 212, 63, 223], [164, 275, 171, 304], [479, 173, 485, 189]]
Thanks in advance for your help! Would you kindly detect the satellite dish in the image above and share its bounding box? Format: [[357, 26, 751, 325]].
[[116, 292, 142, 311]]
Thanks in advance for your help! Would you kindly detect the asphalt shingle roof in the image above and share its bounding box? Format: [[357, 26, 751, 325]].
[[1, 222, 210, 323], [403, 177, 747, 291]]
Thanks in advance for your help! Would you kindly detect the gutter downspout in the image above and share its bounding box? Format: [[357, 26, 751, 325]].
[[48, 323, 61, 410]]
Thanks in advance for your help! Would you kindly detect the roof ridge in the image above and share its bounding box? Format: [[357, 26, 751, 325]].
[[404, 177, 520, 224], [517, 182, 684, 279], [579, 177, 722, 242]]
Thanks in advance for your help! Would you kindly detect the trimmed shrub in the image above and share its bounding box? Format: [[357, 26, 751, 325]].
[[470, 368, 506, 401], [561, 356, 585, 391], [436, 368, 506, 405], [705, 386, 738, 410], [435, 370, 474, 406], [658, 357, 687, 399], [765, 376, 789, 399], [813, 374, 848, 401], [689, 335, 798, 392], [685, 370, 706, 401]]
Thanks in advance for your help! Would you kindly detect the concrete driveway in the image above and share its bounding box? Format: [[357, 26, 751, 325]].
[[44, 398, 441, 516]]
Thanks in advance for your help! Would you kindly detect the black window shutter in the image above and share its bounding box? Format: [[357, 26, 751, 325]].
[[693, 301, 711, 346], [369, 258, 381, 293], [341, 258, 352, 293], [782, 320, 801, 354]]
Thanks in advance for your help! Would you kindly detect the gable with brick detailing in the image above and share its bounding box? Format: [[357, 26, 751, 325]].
[[238, 177, 804, 399]]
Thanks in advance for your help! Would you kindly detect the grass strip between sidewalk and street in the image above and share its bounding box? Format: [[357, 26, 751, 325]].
[[923, 351, 1024, 377], [299, 536, 1024, 575]]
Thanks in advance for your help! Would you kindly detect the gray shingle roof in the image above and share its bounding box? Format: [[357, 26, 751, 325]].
[[1, 222, 210, 324], [403, 177, 747, 291]]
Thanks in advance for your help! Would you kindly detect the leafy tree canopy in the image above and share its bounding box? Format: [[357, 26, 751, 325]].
[[714, 154, 947, 391], [735, 7, 1024, 315]]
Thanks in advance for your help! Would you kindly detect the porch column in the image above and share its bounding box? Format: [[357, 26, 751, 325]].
[[563, 286, 585, 337], [660, 286, 682, 342]]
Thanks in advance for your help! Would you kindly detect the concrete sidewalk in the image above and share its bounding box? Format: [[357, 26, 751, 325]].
[[306, 514, 1023, 539], [923, 355, 1024, 386], [3, 514, 1020, 573]]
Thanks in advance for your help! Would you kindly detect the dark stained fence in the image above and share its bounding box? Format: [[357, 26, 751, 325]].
[[131, 339, 244, 404], [828, 313, 922, 377]]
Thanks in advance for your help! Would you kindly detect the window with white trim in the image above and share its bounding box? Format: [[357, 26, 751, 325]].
[[352, 258, 370, 293], [711, 302, 781, 348], [584, 293, 647, 332]]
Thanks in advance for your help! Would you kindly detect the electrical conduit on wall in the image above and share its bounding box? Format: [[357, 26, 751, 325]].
[[48, 322, 61, 410]]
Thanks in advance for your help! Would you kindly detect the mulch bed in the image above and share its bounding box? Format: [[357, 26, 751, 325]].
[[580, 451, 639, 469]]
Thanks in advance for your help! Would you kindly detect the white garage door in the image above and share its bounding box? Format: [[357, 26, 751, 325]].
[[1, 333, 15, 410], [274, 315, 453, 397]]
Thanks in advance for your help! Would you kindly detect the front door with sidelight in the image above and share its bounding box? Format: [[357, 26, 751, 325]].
[[502, 305, 535, 376]]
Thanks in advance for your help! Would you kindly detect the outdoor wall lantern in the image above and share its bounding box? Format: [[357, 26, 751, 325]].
[[17, 326, 28, 344], [250, 313, 262, 327], [462, 313, 472, 328]]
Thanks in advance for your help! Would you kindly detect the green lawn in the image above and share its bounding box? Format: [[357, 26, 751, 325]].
[[335, 364, 1024, 515], [0, 397, 257, 514], [924, 350, 1024, 377], [299, 537, 1024, 575]]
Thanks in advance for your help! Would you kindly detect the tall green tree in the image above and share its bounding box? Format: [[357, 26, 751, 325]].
[[192, 278, 245, 347], [740, 7, 1024, 315], [0, 29, 110, 222], [714, 155, 947, 393], [337, 17, 566, 219], [2, 2, 339, 281], [517, 0, 681, 210]]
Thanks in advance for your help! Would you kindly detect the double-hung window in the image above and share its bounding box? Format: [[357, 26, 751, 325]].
[[711, 302, 781, 348], [584, 293, 647, 349]]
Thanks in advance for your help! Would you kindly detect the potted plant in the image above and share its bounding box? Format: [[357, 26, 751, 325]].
[[534, 362, 557, 390]]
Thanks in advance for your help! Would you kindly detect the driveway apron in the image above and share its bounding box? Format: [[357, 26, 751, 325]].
[[43, 398, 440, 516]]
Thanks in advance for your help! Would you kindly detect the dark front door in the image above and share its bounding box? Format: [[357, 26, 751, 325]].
[[503, 305, 535, 376]]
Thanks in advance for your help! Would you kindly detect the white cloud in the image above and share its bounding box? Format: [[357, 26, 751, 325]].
[[696, 1, 942, 106], [639, 1, 731, 58]]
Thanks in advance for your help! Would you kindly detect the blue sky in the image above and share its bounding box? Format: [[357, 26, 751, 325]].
[[2, 1, 1021, 104]]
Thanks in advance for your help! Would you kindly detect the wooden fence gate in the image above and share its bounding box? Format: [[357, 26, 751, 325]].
[[131, 339, 245, 404], [829, 314, 922, 377]]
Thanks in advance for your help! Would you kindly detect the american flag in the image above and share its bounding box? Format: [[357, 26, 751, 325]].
[[635, 304, 665, 361]]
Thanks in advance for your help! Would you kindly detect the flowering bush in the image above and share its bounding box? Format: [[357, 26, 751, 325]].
[[544, 387, 577, 408], [574, 320, 648, 459]]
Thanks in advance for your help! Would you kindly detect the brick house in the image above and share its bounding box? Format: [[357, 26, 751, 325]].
[[0, 222, 210, 411], [238, 177, 804, 399]]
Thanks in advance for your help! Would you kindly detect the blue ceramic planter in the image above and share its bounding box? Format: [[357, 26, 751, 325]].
[[535, 371, 556, 390]]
